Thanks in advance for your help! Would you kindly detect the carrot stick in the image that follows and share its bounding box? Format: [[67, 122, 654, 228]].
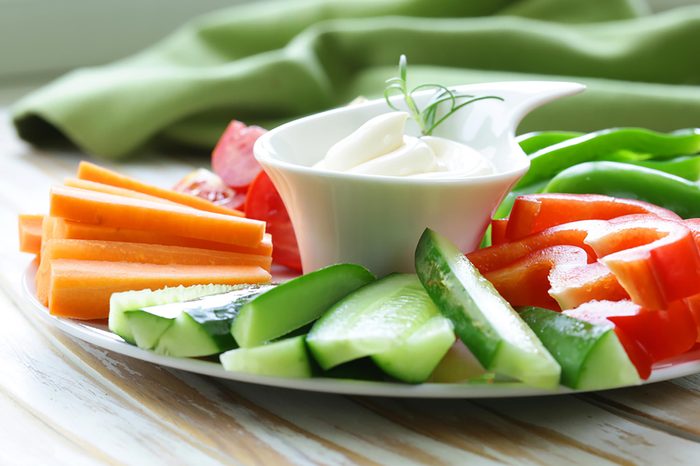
[[64, 178, 177, 206], [50, 186, 265, 247], [18, 214, 43, 255], [77, 161, 243, 216], [51, 217, 273, 256], [35, 238, 272, 306], [48, 259, 271, 319]]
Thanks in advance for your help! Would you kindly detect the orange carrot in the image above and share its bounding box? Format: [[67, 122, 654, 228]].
[[77, 161, 243, 216], [64, 178, 178, 206], [50, 186, 265, 247], [35, 238, 272, 306], [48, 259, 271, 319], [18, 214, 43, 255], [50, 217, 273, 256]]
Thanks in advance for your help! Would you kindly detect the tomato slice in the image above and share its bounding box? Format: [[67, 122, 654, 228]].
[[483, 245, 627, 311], [172, 168, 246, 211], [565, 300, 697, 370], [245, 171, 301, 271], [506, 193, 680, 241], [586, 215, 700, 310], [212, 120, 266, 189]]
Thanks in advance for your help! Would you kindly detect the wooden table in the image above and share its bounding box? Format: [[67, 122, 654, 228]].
[[2, 109, 700, 466]]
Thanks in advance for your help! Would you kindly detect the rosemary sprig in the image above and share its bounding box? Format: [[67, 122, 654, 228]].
[[384, 55, 504, 136]]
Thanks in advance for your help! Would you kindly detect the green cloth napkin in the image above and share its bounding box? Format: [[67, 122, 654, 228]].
[[11, 0, 700, 159]]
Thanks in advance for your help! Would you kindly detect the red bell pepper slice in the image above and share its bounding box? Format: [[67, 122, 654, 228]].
[[682, 292, 700, 343], [586, 215, 700, 310], [565, 299, 697, 376], [564, 301, 653, 379], [468, 220, 602, 273], [506, 193, 680, 241], [490, 218, 509, 246], [484, 246, 628, 311]]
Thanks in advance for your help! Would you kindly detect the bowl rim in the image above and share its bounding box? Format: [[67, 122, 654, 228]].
[[253, 82, 542, 186]]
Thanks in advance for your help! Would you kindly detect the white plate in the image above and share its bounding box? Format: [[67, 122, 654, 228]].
[[21, 263, 700, 398]]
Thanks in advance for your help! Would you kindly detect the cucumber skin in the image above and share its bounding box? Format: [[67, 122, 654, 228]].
[[220, 336, 312, 378], [232, 263, 375, 348], [415, 230, 500, 367], [520, 307, 609, 388], [109, 284, 239, 344]]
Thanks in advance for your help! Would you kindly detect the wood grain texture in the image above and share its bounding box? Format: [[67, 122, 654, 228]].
[[1, 110, 700, 465]]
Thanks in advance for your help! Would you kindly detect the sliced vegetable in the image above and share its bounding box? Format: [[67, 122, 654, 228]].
[[50, 217, 273, 256], [543, 161, 700, 219], [126, 286, 271, 356], [415, 228, 560, 389], [35, 238, 271, 306], [77, 161, 243, 216], [211, 120, 266, 189], [110, 284, 239, 344], [484, 246, 628, 311], [245, 171, 301, 271], [468, 220, 601, 273], [48, 259, 270, 320], [516, 131, 583, 155], [490, 218, 508, 246], [18, 214, 43, 255], [173, 168, 246, 211], [220, 336, 312, 378], [586, 215, 700, 310], [520, 307, 640, 389], [565, 300, 697, 366], [517, 128, 700, 189], [506, 193, 679, 241], [50, 186, 265, 247], [232, 263, 375, 348], [64, 178, 176, 205], [306, 274, 454, 383]]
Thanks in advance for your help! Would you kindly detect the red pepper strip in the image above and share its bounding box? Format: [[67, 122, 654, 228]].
[[490, 218, 508, 246], [506, 193, 680, 242], [564, 300, 653, 379], [549, 261, 629, 310], [586, 215, 700, 310], [682, 293, 700, 342], [484, 246, 627, 311], [468, 220, 602, 274], [565, 299, 697, 368]]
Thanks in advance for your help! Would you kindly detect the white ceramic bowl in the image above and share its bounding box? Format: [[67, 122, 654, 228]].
[[255, 81, 585, 275]]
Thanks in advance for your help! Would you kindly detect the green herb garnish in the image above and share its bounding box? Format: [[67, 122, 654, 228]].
[[384, 55, 503, 136]]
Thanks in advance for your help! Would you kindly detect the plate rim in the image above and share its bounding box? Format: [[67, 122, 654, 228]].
[[20, 263, 700, 398]]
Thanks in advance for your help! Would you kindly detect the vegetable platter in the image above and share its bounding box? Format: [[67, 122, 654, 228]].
[[17, 57, 700, 397]]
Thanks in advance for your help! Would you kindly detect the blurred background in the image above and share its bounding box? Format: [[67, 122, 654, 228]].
[[1, 0, 695, 98]]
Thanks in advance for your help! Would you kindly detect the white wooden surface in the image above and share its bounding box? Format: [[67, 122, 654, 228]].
[[1, 108, 700, 465]]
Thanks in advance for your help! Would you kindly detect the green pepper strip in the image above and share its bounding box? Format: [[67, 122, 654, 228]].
[[543, 161, 700, 219], [516, 128, 700, 189], [516, 131, 583, 155], [626, 156, 700, 182]]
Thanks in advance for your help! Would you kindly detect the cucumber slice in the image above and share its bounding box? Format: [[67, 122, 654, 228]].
[[428, 341, 491, 383], [125, 285, 273, 357], [232, 263, 375, 347], [220, 336, 312, 378], [306, 274, 454, 383], [415, 228, 561, 389], [521, 307, 640, 389], [109, 284, 239, 344], [373, 316, 455, 383]]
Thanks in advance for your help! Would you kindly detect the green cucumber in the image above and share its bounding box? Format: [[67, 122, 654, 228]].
[[415, 228, 561, 389], [306, 274, 455, 383], [520, 307, 640, 390], [428, 341, 491, 383], [125, 285, 273, 357], [220, 336, 312, 378], [109, 284, 239, 344], [232, 263, 375, 347]]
